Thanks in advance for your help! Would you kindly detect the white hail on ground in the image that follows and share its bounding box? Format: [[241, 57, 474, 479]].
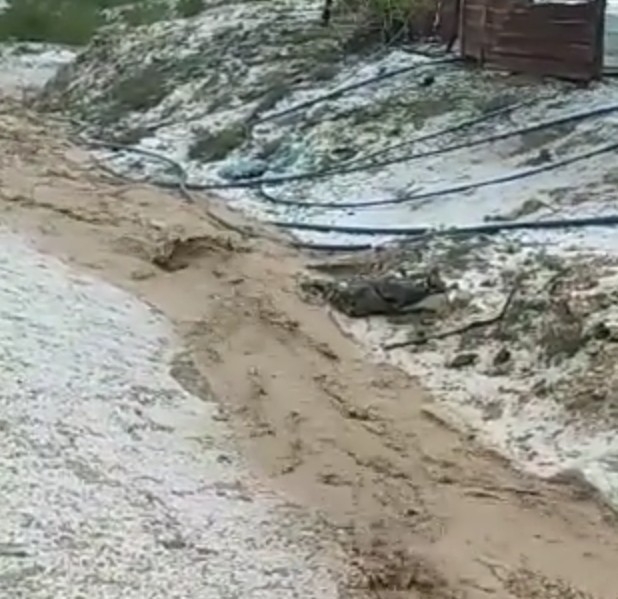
[[0, 230, 343, 599]]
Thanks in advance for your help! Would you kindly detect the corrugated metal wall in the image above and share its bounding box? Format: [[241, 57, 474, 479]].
[[460, 0, 606, 81]]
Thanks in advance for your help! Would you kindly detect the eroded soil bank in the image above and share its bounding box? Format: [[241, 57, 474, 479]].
[[1, 103, 618, 598]]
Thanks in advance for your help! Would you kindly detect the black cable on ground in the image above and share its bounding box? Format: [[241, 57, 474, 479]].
[[166, 96, 548, 191], [85, 140, 187, 179], [253, 56, 459, 125], [82, 139, 260, 239], [301, 95, 546, 173], [162, 96, 612, 194], [256, 139, 618, 209], [291, 241, 374, 252], [249, 98, 616, 190], [80, 131, 618, 251], [84, 135, 368, 251], [274, 213, 618, 237]]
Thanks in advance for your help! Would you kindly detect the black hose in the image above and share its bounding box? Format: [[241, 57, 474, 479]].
[[82, 138, 259, 238], [256, 139, 618, 209], [251, 99, 617, 190], [291, 241, 373, 252], [171, 96, 548, 191], [86, 140, 187, 179], [253, 57, 459, 124], [304, 97, 537, 171], [156, 96, 613, 194], [275, 214, 618, 237], [81, 128, 618, 252]]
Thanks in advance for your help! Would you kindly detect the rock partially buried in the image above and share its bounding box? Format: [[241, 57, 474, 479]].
[[303, 271, 446, 318], [448, 352, 479, 368], [493, 347, 511, 366]]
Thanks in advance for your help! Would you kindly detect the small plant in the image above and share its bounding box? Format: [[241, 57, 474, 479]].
[[177, 0, 204, 18], [109, 64, 168, 112], [335, 0, 437, 41], [121, 0, 169, 26], [188, 124, 248, 162]]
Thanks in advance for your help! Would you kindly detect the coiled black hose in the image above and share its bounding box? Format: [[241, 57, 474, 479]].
[[152, 98, 614, 197], [171, 96, 549, 191], [82, 125, 618, 251]]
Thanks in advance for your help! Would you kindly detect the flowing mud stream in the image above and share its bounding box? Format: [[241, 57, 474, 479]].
[[0, 104, 617, 598]]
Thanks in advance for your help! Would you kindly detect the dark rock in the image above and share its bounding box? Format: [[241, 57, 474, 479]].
[[420, 74, 435, 87], [589, 321, 618, 342], [525, 148, 552, 167], [448, 352, 478, 368], [309, 271, 446, 318], [493, 347, 511, 366], [591, 321, 610, 339], [330, 146, 357, 161], [532, 379, 549, 397], [160, 534, 187, 550]]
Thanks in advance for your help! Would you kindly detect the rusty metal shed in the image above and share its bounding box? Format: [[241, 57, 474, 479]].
[[441, 0, 607, 81]]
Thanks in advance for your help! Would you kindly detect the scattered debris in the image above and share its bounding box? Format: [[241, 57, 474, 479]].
[[384, 277, 520, 350], [149, 232, 234, 271], [350, 545, 452, 596], [319, 234, 618, 499]]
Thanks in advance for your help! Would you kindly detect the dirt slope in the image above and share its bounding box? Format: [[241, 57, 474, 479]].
[[1, 102, 618, 598]]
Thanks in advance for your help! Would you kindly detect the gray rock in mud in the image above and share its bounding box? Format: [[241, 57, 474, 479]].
[[589, 321, 618, 342], [493, 347, 511, 366], [306, 272, 446, 318], [448, 352, 479, 368]]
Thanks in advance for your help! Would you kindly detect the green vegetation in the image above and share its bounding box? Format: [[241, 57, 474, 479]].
[[188, 123, 248, 163], [0, 0, 436, 46], [121, 0, 169, 26], [0, 0, 104, 45], [108, 63, 169, 111], [338, 0, 437, 40], [177, 0, 204, 18], [0, 0, 184, 46]]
